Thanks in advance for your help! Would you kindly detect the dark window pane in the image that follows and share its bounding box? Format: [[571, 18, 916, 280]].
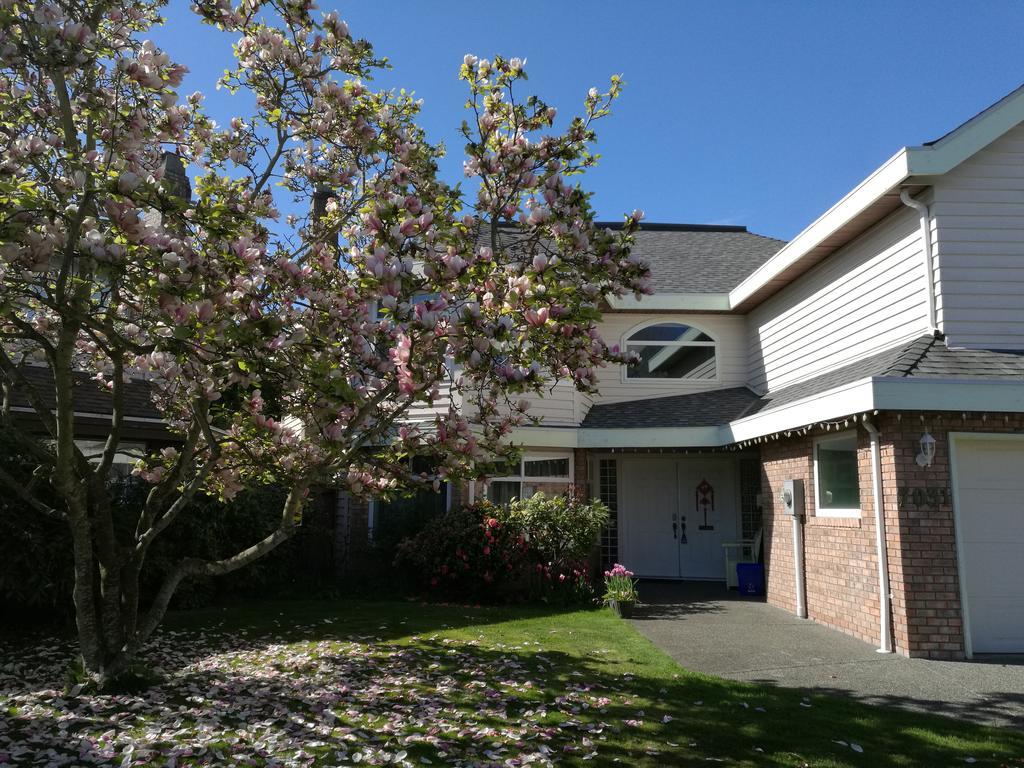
[[818, 435, 861, 510], [520, 481, 570, 498], [489, 481, 521, 506], [627, 344, 716, 379], [629, 324, 712, 343], [599, 458, 619, 569], [523, 458, 570, 477], [490, 460, 518, 477]]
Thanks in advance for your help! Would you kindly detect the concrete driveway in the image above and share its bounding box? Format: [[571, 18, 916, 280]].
[[630, 580, 1024, 728]]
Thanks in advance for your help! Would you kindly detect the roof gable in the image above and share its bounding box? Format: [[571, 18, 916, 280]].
[[617, 224, 784, 295], [479, 222, 786, 305]]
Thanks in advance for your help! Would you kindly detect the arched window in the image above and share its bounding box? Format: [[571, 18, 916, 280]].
[[624, 322, 717, 380]]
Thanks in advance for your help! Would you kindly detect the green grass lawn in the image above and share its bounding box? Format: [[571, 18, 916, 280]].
[[2, 599, 1022, 767]]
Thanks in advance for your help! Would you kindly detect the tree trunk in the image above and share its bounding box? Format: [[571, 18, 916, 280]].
[[66, 510, 132, 687], [68, 512, 104, 674], [66, 482, 308, 688]]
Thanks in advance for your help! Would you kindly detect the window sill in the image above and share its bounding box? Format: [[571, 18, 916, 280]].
[[808, 516, 862, 528]]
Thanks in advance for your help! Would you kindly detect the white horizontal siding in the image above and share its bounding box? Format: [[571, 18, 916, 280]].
[[933, 123, 1024, 348], [747, 205, 930, 393], [519, 379, 580, 427], [407, 379, 460, 424]]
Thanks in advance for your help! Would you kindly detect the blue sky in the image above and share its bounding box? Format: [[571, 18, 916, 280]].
[[151, 1, 1024, 241]]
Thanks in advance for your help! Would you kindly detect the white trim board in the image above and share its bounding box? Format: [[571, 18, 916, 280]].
[[607, 293, 732, 312], [512, 376, 1024, 449], [730, 149, 912, 309], [10, 405, 167, 425], [728, 379, 876, 443]]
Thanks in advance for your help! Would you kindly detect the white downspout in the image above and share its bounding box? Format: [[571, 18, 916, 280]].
[[900, 189, 939, 336], [863, 419, 893, 654], [792, 513, 807, 619]]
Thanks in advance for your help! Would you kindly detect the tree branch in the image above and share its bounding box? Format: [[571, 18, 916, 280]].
[[134, 480, 308, 646], [0, 350, 58, 439], [94, 357, 124, 479], [134, 400, 222, 556], [0, 463, 62, 519]]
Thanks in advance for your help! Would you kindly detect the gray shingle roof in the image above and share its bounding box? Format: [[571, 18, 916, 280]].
[[481, 222, 785, 295], [752, 335, 1024, 416], [624, 225, 785, 294], [890, 336, 1024, 378], [9, 366, 162, 421], [581, 386, 760, 429], [744, 342, 926, 416], [581, 336, 1024, 430]]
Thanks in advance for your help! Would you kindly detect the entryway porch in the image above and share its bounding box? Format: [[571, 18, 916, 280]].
[[595, 451, 762, 581]]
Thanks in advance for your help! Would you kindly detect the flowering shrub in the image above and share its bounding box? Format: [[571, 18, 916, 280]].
[[501, 493, 609, 601], [395, 494, 609, 603], [603, 564, 639, 604], [394, 502, 528, 601]]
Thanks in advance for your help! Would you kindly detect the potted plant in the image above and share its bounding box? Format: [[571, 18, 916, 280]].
[[603, 563, 639, 617]]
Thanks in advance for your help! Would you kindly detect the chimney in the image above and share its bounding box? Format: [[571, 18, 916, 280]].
[[311, 186, 338, 249], [161, 152, 191, 201]]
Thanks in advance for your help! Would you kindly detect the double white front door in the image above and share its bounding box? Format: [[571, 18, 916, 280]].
[[619, 456, 739, 579]]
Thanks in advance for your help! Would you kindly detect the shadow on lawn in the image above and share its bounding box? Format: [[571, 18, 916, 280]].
[[5, 625, 1024, 767], [0, 598, 577, 698], [749, 681, 1024, 732]]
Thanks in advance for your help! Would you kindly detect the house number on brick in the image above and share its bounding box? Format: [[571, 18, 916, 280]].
[[896, 486, 950, 511]]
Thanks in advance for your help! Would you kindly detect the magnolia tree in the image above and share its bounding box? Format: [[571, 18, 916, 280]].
[[0, 0, 649, 685]]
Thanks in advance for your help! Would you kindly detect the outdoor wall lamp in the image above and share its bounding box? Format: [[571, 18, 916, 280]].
[[916, 431, 937, 467]]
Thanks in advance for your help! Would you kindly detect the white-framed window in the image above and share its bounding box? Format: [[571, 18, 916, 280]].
[[623, 322, 717, 380], [813, 431, 862, 518], [487, 452, 573, 506]]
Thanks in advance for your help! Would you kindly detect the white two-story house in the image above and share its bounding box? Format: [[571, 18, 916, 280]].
[[395, 84, 1024, 662]]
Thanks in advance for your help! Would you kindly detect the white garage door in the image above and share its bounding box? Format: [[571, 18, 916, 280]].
[[952, 435, 1024, 655]]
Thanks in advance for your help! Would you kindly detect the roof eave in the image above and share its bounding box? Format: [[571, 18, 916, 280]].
[[728, 148, 912, 312]]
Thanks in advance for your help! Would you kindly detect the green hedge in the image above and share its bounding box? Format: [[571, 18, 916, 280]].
[[0, 429, 336, 627], [394, 494, 609, 604]]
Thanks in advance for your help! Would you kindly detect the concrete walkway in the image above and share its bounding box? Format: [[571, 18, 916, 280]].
[[630, 580, 1024, 728]]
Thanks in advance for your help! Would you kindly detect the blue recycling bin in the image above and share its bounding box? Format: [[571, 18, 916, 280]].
[[736, 563, 765, 596]]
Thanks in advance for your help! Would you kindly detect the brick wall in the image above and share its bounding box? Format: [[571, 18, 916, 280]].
[[761, 429, 882, 648], [573, 448, 590, 497], [877, 412, 1024, 658], [877, 413, 958, 658], [763, 412, 1024, 660]]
